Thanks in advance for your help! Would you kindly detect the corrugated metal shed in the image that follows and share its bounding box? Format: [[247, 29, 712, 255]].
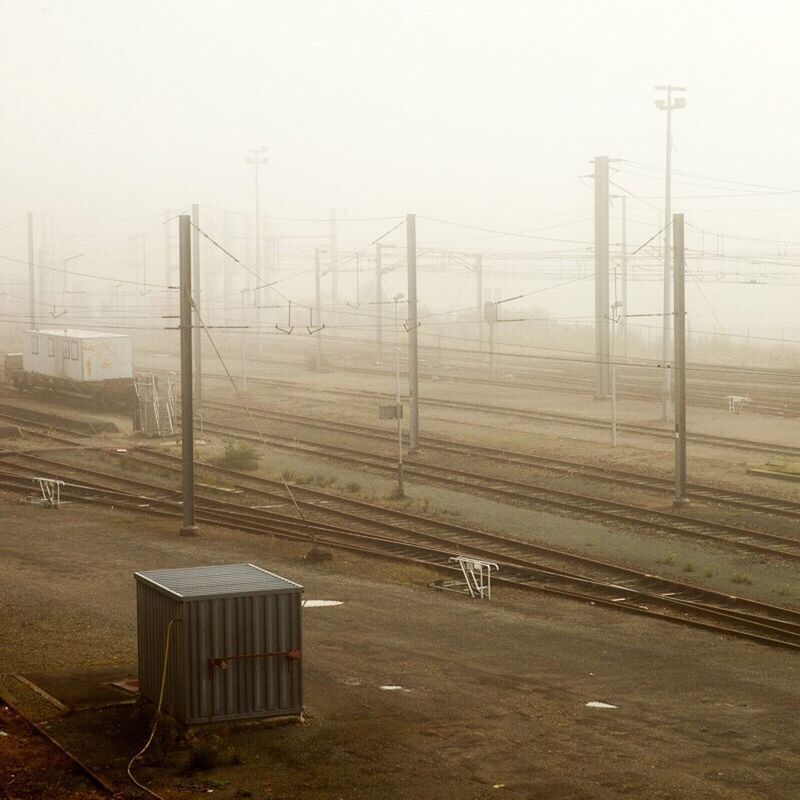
[[135, 564, 303, 725]]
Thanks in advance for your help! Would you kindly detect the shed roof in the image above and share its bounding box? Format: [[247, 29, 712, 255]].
[[134, 563, 303, 600]]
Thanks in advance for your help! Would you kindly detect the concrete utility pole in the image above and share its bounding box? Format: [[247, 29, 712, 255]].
[[246, 147, 269, 299], [27, 212, 35, 330], [240, 288, 248, 392], [475, 254, 484, 352], [179, 214, 198, 537], [191, 204, 202, 408], [655, 84, 687, 420], [610, 300, 622, 447], [672, 213, 688, 506], [164, 210, 172, 286], [375, 243, 383, 364], [222, 212, 233, 325], [393, 292, 405, 497], [484, 300, 497, 379], [619, 195, 628, 356], [138, 234, 146, 315], [406, 213, 420, 453], [594, 156, 611, 397], [38, 210, 47, 309], [314, 248, 323, 371], [329, 208, 339, 311]]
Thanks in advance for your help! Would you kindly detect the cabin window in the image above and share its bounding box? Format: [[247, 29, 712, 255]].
[[47, 337, 55, 357], [31, 335, 39, 355], [70, 341, 79, 360]]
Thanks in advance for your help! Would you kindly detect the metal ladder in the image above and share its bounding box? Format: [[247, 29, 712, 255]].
[[135, 373, 176, 437]]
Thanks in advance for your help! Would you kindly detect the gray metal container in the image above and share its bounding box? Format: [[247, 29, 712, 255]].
[[135, 563, 303, 725]]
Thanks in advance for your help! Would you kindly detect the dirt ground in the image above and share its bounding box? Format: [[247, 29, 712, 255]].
[[1, 494, 800, 800], [3, 342, 800, 798], [0, 703, 105, 799]]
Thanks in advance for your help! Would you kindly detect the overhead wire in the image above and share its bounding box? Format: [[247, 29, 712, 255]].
[[200, 205, 404, 223], [0, 214, 28, 235], [620, 160, 800, 194], [0, 252, 176, 290], [191, 298, 309, 523], [418, 215, 593, 246]]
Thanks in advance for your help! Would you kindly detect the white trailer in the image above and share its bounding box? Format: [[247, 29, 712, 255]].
[[8, 329, 134, 405]]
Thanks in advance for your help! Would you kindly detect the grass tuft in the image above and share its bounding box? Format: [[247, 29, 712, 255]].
[[213, 441, 260, 471]]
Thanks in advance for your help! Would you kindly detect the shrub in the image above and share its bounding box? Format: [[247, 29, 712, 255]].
[[214, 441, 260, 471]]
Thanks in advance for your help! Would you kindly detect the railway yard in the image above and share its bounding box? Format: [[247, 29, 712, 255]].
[[7, 3, 800, 797], [2, 337, 800, 799]]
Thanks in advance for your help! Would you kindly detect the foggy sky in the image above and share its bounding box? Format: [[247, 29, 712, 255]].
[[2, 0, 799, 233]]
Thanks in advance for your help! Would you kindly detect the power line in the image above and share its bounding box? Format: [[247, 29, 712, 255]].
[[0, 214, 27, 235], [418, 215, 593, 246], [200, 205, 404, 224], [190, 298, 308, 522], [0, 252, 176, 290], [620, 160, 800, 194]]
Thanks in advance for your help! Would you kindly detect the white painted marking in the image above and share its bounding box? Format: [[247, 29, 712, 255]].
[[380, 685, 410, 692], [586, 701, 617, 709], [302, 599, 343, 608]]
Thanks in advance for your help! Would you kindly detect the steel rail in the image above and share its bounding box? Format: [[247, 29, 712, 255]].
[[202, 399, 800, 521], [3, 449, 800, 651], [2, 467, 800, 651], [197, 372, 800, 458], [195, 418, 800, 564]]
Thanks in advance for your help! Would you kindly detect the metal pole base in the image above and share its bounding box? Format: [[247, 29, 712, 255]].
[[180, 525, 200, 537], [672, 498, 690, 508]]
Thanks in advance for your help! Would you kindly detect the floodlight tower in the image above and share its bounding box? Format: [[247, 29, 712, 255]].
[[654, 85, 686, 420], [246, 146, 269, 304]]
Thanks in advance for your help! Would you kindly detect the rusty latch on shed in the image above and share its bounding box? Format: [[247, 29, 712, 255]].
[[207, 649, 302, 680]]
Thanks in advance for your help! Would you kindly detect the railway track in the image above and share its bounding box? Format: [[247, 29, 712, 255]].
[[4, 386, 800, 567], [203, 399, 800, 522], [199, 372, 800, 458], [195, 417, 800, 564], [0, 407, 99, 441], [182, 341, 800, 417], [324, 360, 800, 418], [2, 454, 800, 653], [3, 409, 800, 652]]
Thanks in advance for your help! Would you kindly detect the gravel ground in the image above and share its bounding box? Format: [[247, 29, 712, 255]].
[[3, 342, 800, 797], [2, 495, 800, 799]]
